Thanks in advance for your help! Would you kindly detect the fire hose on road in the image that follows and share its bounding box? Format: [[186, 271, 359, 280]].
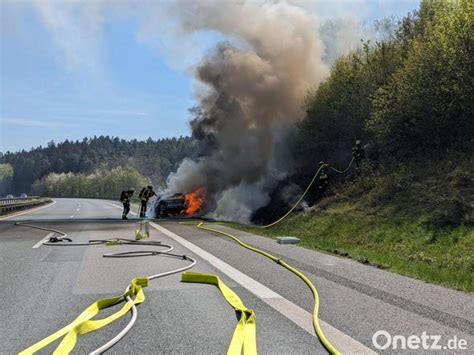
[[15, 222, 198, 354], [181, 221, 340, 355], [15, 222, 259, 355]]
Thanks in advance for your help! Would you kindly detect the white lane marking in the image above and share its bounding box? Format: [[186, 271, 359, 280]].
[[32, 232, 55, 248], [103, 201, 138, 216], [150, 222, 375, 354], [151, 224, 278, 298], [69, 215, 75, 219], [0, 200, 57, 221], [76, 208, 80, 212]]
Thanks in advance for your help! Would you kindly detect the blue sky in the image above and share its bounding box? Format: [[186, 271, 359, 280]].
[[0, 0, 420, 153]]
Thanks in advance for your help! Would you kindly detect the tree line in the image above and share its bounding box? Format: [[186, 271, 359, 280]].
[[0, 136, 197, 195], [31, 166, 150, 198]]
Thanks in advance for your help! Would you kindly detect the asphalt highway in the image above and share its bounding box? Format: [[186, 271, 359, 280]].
[[0, 197, 138, 221], [0, 198, 472, 354]]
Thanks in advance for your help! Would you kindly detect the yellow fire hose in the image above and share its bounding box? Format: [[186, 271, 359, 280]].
[[262, 157, 354, 228], [16, 223, 257, 355], [19, 277, 148, 355], [329, 157, 355, 174], [15, 223, 196, 354], [253, 158, 355, 352], [180, 221, 340, 355], [182, 272, 257, 355]]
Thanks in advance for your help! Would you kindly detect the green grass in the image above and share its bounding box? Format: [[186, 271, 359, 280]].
[[226, 203, 474, 292]]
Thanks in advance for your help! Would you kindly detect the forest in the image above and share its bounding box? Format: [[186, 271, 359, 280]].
[[0, 136, 197, 196]]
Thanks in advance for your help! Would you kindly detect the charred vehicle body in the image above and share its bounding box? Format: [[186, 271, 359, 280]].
[[154, 193, 188, 217], [153, 187, 206, 218]]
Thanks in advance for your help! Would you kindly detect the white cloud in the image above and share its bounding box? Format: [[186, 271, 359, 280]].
[[0, 117, 68, 128], [31, 0, 111, 94], [94, 109, 149, 117]]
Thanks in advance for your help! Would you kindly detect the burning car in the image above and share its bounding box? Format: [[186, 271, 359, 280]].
[[154, 187, 207, 217], [154, 193, 187, 217]]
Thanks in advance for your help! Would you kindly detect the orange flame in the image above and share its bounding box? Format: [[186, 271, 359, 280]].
[[184, 187, 207, 215]]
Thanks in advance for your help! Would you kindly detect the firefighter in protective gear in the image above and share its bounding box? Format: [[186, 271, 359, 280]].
[[120, 189, 134, 220], [318, 161, 330, 191], [352, 140, 365, 168], [139, 185, 156, 218]]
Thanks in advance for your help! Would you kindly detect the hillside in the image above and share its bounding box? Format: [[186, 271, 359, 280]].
[[234, 152, 473, 292], [235, 0, 473, 292]]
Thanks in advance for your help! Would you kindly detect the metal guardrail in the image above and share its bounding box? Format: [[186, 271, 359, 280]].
[[0, 197, 52, 216], [0, 196, 38, 206]]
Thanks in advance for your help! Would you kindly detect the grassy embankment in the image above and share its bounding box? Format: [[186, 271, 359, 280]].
[[228, 157, 474, 292]]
